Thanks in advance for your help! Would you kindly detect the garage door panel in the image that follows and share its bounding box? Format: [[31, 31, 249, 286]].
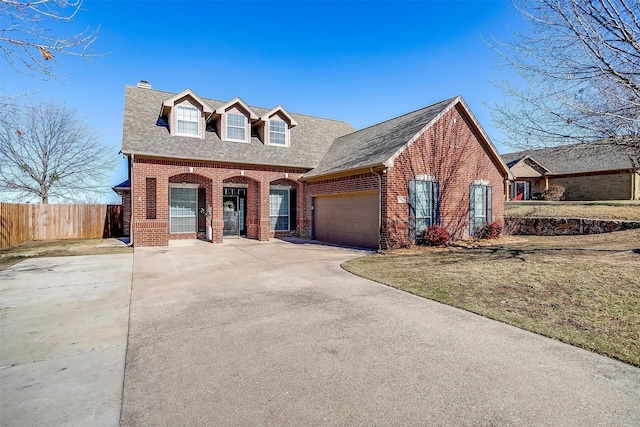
[[314, 191, 379, 249]]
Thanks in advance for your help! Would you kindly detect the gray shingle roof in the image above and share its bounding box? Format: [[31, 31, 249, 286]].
[[122, 86, 355, 169], [502, 141, 638, 175], [303, 97, 458, 178]]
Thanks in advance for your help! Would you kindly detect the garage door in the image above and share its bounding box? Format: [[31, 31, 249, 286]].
[[313, 191, 379, 249]]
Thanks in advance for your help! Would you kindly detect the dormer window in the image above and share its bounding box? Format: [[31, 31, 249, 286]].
[[269, 120, 287, 146], [177, 105, 199, 136], [227, 113, 247, 141], [259, 106, 297, 148], [160, 89, 213, 139]]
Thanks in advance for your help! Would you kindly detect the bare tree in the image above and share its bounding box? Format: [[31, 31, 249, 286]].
[[0, 99, 118, 203], [0, 0, 100, 78], [488, 0, 639, 164]]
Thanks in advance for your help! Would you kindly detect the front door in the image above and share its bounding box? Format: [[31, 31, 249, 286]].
[[223, 196, 239, 236]]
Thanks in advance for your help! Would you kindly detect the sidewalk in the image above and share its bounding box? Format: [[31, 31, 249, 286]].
[[0, 253, 133, 427]]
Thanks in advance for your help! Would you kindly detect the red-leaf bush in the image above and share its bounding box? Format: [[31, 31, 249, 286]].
[[476, 221, 502, 239], [417, 225, 451, 246]]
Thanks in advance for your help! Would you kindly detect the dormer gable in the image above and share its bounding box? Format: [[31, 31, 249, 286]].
[[258, 105, 298, 148], [160, 89, 213, 139], [510, 155, 551, 178], [211, 97, 258, 143]]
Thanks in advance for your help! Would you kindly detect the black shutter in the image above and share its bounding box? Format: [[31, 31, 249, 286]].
[[408, 180, 416, 240], [198, 187, 206, 232], [289, 188, 297, 232], [486, 186, 492, 223], [432, 181, 440, 226], [469, 185, 476, 235]]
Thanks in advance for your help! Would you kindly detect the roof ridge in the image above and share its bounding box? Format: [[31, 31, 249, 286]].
[[127, 85, 351, 125], [336, 96, 459, 139]]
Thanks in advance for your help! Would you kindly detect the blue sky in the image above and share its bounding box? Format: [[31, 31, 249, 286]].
[[2, 0, 523, 203]]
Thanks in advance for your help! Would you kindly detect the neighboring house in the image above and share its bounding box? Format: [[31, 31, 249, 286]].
[[503, 142, 640, 201], [117, 81, 512, 249]]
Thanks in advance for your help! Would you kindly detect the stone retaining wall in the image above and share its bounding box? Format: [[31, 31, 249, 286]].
[[505, 217, 640, 236]]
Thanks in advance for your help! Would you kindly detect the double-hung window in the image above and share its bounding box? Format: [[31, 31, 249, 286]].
[[176, 105, 199, 136], [269, 188, 289, 231], [269, 120, 287, 146], [227, 113, 246, 141], [470, 184, 492, 235], [170, 186, 197, 233], [408, 179, 440, 240]]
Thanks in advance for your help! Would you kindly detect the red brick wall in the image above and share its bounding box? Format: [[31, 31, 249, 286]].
[[131, 157, 306, 246], [382, 105, 506, 247]]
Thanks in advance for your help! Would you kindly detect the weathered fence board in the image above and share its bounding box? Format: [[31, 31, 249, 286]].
[[0, 203, 123, 249]]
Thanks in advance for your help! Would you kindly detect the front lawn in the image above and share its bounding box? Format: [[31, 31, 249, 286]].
[[343, 229, 640, 367]]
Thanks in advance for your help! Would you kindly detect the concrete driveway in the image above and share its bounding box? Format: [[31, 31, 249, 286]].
[[1, 253, 133, 427], [122, 238, 640, 426]]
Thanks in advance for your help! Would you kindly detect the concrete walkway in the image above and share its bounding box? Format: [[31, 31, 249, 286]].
[[121, 238, 640, 426], [0, 253, 133, 427]]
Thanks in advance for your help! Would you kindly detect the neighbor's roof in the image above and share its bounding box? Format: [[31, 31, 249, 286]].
[[121, 86, 355, 169], [502, 141, 638, 175], [112, 178, 130, 190], [303, 96, 512, 180]]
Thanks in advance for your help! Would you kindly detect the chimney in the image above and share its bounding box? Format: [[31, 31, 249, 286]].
[[137, 80, 151, 89]]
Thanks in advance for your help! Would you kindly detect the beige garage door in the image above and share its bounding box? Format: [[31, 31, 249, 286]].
[[313, 191, 379, 249]]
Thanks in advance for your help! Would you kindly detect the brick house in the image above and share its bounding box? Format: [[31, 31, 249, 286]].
[[503, 142, 639, 201], [117, 82, 512, 249]]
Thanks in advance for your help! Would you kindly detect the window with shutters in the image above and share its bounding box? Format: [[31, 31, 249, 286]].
[[408, 179, 440, 241], [469, 184, 492, 235]]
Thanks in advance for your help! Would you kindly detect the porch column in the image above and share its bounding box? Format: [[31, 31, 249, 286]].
[[211, 182, 224, 243], [257, 180, 271, 241]]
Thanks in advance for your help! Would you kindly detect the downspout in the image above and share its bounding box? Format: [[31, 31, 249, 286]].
[[371, 167, 383, 252], [130, 153, 134, 247]]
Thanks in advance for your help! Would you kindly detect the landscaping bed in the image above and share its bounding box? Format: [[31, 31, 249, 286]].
[[343, 229, 640, 367]]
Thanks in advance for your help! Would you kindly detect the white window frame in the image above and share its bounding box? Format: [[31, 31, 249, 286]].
[[176, 105, 200, 137], [269, 185, 290, 231], [268, 119, 288, 147], [169, 184, 199, 234], [469, 184, 492, 235], [408, 178, 440, 241], [226, 113, 247, 142]]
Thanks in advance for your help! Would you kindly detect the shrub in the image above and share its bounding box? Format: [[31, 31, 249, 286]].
[[542, 184, 565, 201], [417, 225, 451, 246], [476, 221, 502, 240]]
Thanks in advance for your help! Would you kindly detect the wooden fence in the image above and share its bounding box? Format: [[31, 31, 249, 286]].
[[0, 203, 123, 250]]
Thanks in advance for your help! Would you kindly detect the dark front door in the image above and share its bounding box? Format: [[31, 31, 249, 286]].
[[223, 196, 239, 236]]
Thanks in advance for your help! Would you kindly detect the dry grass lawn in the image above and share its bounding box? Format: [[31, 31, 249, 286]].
[[0, 238, 132, 271], [343, 229, 640, 367], [505, 200, 640, 221]]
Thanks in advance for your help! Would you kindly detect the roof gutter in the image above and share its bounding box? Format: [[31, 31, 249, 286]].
[[129, 153, 134, 248]]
